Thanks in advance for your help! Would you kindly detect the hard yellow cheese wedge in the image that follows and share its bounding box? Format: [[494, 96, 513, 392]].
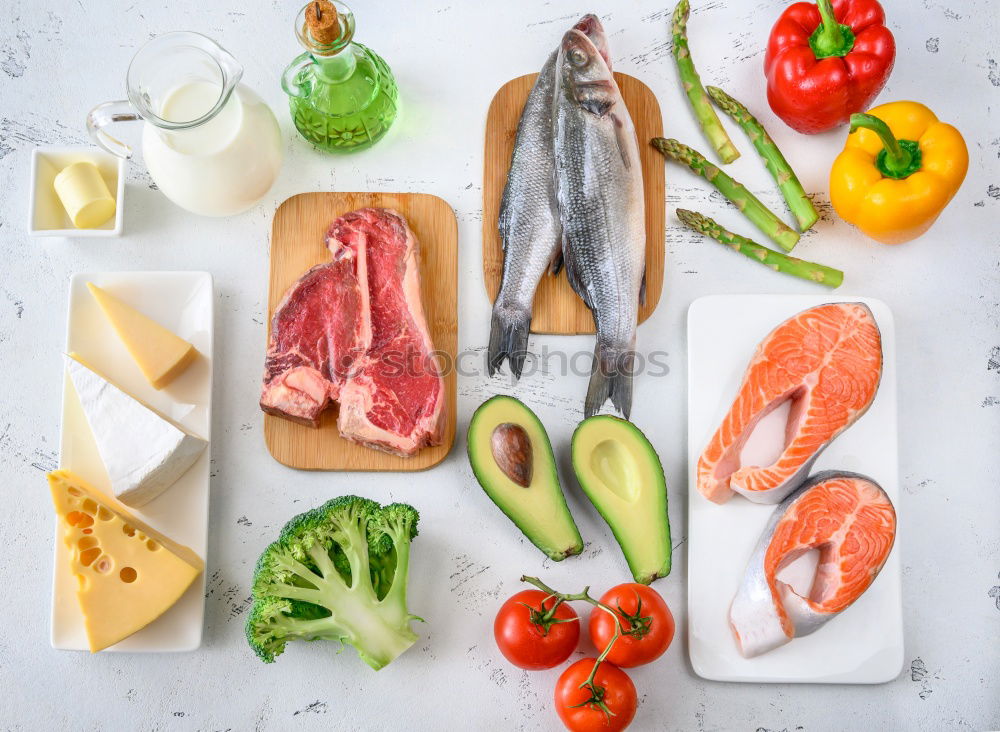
[[48, 469, 204, 652], [86, 283, 198, 390]]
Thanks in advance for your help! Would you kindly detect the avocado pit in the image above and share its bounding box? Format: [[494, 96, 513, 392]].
[[491, 422, 533, 487], [467, 395, 584, 561]]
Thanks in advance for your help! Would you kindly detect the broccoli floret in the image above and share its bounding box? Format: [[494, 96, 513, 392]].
[[246, 495, 421, 670]]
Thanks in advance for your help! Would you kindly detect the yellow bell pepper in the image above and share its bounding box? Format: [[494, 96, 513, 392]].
[[829, 101, 968, 245]]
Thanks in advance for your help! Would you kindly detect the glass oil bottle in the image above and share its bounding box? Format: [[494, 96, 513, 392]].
[[282, 0, 399, 152]]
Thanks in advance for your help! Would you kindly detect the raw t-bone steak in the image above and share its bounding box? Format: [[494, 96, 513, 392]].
[[333, 209, 446, 455], [260, 208, 445, 457]]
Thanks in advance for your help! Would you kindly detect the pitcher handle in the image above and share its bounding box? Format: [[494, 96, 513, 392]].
[[281, 52, 313, 99], [87, 100, 141, 159]]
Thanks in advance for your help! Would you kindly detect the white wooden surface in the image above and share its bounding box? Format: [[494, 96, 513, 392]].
[[1, 0, 997, 729]]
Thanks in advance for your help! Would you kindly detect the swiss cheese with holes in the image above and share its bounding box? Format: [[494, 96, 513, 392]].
[[48, 470, 204, 652]]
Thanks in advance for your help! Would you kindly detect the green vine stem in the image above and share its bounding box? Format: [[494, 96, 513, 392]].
[[521, 576, 629, 721], [517, 595, 580, 636]]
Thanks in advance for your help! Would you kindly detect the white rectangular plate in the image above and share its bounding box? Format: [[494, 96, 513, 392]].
[[687, 295, 902, 683], [53, 271, 213, 652]]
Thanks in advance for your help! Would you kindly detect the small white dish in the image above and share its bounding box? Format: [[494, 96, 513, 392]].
[[53, 271, 213, 652], [687, 295, 903, 684], [29, 147, 125, 237]]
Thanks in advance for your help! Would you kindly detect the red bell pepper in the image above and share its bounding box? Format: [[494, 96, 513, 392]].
[[764, 0, 895, 134]]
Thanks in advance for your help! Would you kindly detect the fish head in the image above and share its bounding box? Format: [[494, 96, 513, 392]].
[[557, 29, 616, 117], [572, 14, 611, 70]]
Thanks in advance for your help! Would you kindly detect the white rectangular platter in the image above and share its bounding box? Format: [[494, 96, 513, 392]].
[[687, 295, 902, 683], [53, 271, 213, 652]]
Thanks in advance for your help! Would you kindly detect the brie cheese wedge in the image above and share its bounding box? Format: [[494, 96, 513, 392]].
[[65, 355, 208, 507]]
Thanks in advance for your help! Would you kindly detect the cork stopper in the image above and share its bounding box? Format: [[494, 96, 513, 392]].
[[305, 1, 339, 45]]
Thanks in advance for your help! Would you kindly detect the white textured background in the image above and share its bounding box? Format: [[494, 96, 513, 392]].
[[1, 0, 998, 729]]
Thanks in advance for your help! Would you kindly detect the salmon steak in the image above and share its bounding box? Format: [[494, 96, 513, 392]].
[[698, 302, 882, 504], [729, 471, 896, 658]]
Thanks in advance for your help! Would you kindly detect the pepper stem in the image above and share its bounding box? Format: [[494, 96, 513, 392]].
[[815, 0, 843, 47], [809, 0, 855, 59], [850, 113, 904, 163], [849, 113, 922, 179]]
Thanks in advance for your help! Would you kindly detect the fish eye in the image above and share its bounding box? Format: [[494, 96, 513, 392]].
[[569, 48, 588, 67]]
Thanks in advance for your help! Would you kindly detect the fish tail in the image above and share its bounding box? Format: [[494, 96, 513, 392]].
[[488, 306, 531, 379], [585, 344, 635, 419], [548, 248, 564, 276]]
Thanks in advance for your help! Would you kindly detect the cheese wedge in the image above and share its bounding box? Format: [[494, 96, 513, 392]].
[[87, 282, 198, 389], [48, 470, 204, 652], [66, 354, 207, 507]]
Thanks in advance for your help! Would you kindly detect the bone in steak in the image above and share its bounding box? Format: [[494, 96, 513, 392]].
[[260, 208, 445, 457]]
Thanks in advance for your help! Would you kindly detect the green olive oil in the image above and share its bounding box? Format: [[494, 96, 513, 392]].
[[283, 1, 399, 153]]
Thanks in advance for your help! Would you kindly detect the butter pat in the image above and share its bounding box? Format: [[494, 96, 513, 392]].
[[54, 161, 116, 229]]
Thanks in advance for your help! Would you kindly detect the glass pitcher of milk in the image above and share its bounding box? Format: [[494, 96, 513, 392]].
[[87, 32, 283, 217]]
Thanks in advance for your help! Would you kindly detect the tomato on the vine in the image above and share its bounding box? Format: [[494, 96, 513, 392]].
[[494, 589, 580, 670], [589, 583, 674, 668], [554, 658, 637, 732]]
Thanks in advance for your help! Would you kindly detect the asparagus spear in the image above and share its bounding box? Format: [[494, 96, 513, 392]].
[[677, 209, 842, 287], [671, 0, 739, 164], [706, 85, 819, 232], [652, 137, 800, 251]]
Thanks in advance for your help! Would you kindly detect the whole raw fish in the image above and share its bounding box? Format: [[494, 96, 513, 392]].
[[488, 15, 609, 378], [730, 471, 896, 658], [552, 28, 645, 418]]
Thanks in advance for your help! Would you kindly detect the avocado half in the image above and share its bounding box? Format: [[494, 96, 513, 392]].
[[572, 416, 671, 583], [467, 396, 584, 561]]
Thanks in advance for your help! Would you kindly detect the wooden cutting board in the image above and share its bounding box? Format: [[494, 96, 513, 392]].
[[264, 192, 457, 471], [483, 72, 665, 334]]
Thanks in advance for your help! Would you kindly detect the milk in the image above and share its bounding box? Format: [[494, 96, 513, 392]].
[[142, 80, 282, 217]]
